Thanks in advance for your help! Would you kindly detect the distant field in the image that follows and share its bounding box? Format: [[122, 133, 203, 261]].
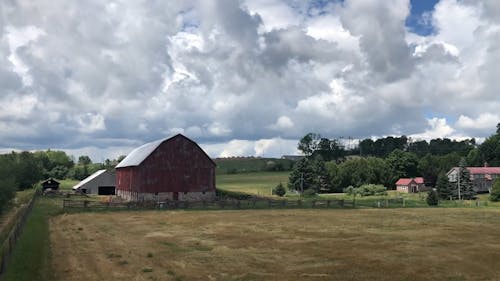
[[50, 208, 500, 281], [216, 171, 290, 196], [214, 157, 294, 174]]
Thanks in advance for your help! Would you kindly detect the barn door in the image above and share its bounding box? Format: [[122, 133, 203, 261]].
[[173, 192, 179, 201]]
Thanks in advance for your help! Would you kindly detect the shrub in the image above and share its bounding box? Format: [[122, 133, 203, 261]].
[[215, 188, 253, 200], [490, 179, 500, 202], [357, 184, 387, 196], [302, 189, 317, 197], [272, 183, 286, 197], [426, 189, 439, 206], [343, 185, 356, 196]]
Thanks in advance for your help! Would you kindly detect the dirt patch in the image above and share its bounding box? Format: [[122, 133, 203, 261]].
[[50, 209, 500, 281]]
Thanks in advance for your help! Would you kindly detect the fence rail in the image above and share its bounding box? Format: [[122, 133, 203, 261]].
[[0, 192, 37, 277], [62, 198, 356, 211]]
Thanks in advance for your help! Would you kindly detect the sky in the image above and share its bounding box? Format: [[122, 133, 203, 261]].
[[1, 0, 499, 162]]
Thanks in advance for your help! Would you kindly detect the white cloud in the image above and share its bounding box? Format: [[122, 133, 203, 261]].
[[410, 117, 456, 140], [456, 113, 500, 130], [0, 0, 499, 156]]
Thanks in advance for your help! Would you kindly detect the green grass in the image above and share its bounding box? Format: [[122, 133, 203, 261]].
[[57, 179, 79, 191], [0, 197, 62, 281], [216, 171, 290, 196], [214, 157, 294, 174]]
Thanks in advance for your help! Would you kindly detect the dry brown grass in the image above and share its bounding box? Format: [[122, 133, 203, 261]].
[[50, 208, 500, 281]]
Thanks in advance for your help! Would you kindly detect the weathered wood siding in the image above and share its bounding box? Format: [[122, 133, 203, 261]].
[[116, 135, 215, 198]]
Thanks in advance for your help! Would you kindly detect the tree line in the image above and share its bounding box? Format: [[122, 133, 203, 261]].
[[0, 150, 124, 213], [289, 124, 500, 195]]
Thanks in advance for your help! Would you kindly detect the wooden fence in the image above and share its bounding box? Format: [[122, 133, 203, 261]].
[[0, 192, 37, 278], [62, 198, 356, 211]]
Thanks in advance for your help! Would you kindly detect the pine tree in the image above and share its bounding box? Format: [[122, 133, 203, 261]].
[[436, 173, 453, 200], [426, 189, 439, 206], [312, 159, 331, 192], [457, 158, 475, 200], [288, 158, 315, 193]]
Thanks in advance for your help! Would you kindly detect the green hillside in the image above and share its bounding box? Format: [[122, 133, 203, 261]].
[[214, 157, 295, 174]]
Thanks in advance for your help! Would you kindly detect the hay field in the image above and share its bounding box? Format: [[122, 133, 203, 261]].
[[50, 208, 500, 281], [216, 171, 289, 196]]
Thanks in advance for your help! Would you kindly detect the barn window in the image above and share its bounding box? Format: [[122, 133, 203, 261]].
[[184, 192, 188, 195], [202, 191, 206, 195], [154, 192, 158, 196]]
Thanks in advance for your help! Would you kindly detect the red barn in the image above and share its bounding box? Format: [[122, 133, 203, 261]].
[[115, 134, 216, 201]]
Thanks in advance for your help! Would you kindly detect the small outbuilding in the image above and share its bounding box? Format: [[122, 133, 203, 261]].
[[115, 134, 216, 202], [73, 169, 116, 195], [41, 178, 60, 191], [396, 177, 427, 193]]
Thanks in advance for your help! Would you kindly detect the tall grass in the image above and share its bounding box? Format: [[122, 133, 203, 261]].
[[0, 197, 62, 281]]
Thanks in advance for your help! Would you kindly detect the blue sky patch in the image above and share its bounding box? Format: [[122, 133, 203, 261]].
[[406, 0, 439, 36]]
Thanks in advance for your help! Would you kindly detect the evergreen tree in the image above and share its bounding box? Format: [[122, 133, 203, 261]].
[[426, 189, 439, 206], [273, 183, 286, 197], [436, 173, 453, 200], [459, 165, 475, 199], [288, 158, 315, 193], [312, 159, 331, 192]]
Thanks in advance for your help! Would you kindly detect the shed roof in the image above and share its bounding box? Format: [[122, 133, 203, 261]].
[[42, 178, 60, 185], [395, 177, 424, 186], [73, 169, 107, 190], [116, 134, 215, 168]]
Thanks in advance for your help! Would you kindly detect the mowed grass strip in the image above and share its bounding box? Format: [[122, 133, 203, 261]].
[[51, 208, 500, 281], [216, 171, 289, 196], [1, 197, 62, 281]]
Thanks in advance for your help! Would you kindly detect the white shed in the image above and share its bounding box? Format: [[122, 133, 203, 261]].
[[73, 169, 116, 195]]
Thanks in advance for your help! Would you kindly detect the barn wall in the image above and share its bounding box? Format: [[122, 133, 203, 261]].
[[116, 191, 216, 201], [137, 136, 215, 193], [116, 135, 216, 201]]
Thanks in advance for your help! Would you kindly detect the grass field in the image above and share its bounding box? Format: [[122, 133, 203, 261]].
[[216, 171, 290, 196], [214, 157, 294, 174], [49, 208, 500, 281], [57, 179, 79, 191], [1, 197, 61, 281]]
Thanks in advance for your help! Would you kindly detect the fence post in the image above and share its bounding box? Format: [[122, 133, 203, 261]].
[[298, 200, 302, 208], [339, 199, 344, 208], [311, 200, 316, 208], [326, 200, 330, 208]]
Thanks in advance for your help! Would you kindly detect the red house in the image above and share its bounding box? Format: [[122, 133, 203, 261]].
[[395, 177, 426, 193], [115, 134, 216, 201]]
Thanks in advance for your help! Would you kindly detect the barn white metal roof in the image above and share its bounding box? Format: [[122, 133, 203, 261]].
[[115, 138, 167, 168], [73, 169, 108, 190]]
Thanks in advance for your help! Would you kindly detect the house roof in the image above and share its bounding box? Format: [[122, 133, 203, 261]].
[[42, 178, 60, 185], [395, 177, 424, 185], [73, 169, 107, 190], [467, 167, 500, 175], [448, 167, 500, 176], [116, 134, 215, 168]]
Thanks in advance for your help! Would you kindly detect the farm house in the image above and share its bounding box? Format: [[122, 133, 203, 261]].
[[115, 134, 216, 201], [73, 169, 116, 195]]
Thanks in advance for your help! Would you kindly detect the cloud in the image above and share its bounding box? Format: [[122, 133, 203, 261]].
[[456, 113, 500, 131], [0, 0, 499, 160]]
